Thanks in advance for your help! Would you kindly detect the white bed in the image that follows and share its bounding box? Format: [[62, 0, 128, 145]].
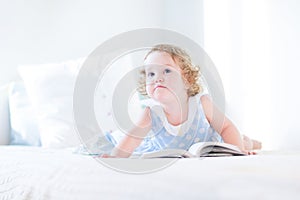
[[1, 146, 300, 200], [1, 58, 300, 200]]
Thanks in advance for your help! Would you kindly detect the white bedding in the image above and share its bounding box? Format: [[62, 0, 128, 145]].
[[0, 146, 300, 200]]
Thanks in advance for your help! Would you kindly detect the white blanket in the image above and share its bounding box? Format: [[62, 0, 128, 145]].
[[0, 146, 299, 200]]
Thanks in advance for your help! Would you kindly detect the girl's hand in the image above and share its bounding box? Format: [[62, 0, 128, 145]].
[[95, 154, 116, 158]]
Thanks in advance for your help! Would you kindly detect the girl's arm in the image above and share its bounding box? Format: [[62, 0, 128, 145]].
[[110, 107, 152, 158], [200, 95, 245, 151]]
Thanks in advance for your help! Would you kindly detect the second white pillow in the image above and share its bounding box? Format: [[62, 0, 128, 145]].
[[18, 58, 84, 148]]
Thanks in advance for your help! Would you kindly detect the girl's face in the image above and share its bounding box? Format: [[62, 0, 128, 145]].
[[144, 52, 188, 103]]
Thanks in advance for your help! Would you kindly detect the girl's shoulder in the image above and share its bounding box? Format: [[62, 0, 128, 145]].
[[199, 93, 211, 102], [191, 92, 213, 118], [192, 92, 211, 104]]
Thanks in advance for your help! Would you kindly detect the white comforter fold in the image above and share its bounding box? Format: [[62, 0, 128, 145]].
[[0, 146, 299, 200]]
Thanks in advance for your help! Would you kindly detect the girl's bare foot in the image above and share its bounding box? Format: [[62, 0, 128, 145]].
[[252, 139, 262, 150], [242, 135, 262, 150]]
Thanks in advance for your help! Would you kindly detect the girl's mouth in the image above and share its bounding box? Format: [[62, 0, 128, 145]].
[[154, 85, 166, 90]]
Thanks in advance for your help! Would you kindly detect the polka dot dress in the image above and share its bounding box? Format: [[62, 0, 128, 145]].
[[134, 94, 223, 154]]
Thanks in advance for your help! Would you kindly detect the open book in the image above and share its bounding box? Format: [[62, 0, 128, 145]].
[[134, 142, 246, 158]]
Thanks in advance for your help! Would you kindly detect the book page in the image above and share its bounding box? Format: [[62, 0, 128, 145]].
[[137, 149, 195, 158], [188, 142, 244, 156]]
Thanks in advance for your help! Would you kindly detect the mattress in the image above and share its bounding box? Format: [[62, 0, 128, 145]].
[[0, 146, 299, 200]]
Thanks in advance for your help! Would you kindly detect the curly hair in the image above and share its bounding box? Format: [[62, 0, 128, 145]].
[[138, 44, 201, 97]]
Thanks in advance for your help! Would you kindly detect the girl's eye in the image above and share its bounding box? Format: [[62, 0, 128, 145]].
[[164, 68, 171, 74], [147, 72, 155, 78]]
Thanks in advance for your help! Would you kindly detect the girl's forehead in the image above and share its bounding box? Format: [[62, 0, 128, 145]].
[[144, 52, 176, 65], [144, 52, 180, 70]]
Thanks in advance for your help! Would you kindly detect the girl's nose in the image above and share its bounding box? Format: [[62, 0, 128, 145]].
[[155, 76, 164, 83]]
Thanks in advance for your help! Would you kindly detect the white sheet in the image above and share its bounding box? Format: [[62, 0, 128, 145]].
[[0, 146, 299, 200]]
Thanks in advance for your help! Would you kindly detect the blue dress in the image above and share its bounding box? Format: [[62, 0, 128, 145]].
[[133, 94, 223, 154], [74, 94, 223, 156]]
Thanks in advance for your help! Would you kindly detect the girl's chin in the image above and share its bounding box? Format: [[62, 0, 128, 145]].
[[152, 92, 176, 103]]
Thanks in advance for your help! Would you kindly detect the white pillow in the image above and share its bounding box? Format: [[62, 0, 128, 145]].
[[8, 82, 41, 146], [18, 56, 144, 148], [0, 84, 10, 145], [18, 58, 85, 148]]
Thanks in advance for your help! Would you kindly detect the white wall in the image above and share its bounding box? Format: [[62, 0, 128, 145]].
[[0, 0, 165, 85], [203, 0, 300, 150], [0, 0, 204, 86], [269, 0, 300, 150], [160, 0, 204, 46]]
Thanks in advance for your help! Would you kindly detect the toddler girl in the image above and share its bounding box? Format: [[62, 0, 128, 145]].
[[107, 44, 261, 158]]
